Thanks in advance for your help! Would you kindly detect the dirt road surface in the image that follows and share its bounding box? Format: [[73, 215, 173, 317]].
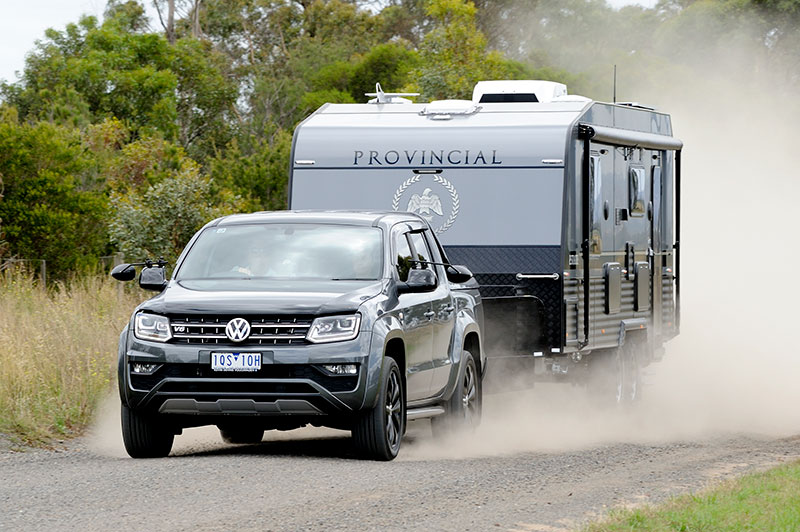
[[2, 385, 799, 532]]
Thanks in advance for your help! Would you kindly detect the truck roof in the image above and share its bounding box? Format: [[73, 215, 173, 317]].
[[212, 210, 424, 229]]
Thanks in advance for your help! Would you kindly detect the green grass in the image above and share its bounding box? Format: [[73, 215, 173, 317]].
[[0, 270, 144, 445], [583, 460, 800, 532]]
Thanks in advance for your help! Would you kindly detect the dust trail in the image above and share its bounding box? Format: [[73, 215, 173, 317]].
[[405, 17, 800, 460]]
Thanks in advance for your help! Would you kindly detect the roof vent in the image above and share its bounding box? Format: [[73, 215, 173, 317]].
[[419, 99, 480, 119], [473, 80, 568, 104], [366, 83, 419, 104]]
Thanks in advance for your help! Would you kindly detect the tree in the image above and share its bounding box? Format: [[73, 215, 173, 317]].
[[0, 113, 109, 274], [208, 125, 292, 212], [109, 163, 238, 263], [411, 0, 534, 100], [1, 6, 237, 161]]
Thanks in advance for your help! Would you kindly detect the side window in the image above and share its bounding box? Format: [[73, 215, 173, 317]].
[[394, 232, 413, 282], [629, 166, 646, 216], [590, 155, 603, 253], [408, 232, 433, 270]]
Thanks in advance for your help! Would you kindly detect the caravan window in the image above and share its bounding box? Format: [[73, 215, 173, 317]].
[[589, 156, 603, 253], [629, 166, 646, 216]]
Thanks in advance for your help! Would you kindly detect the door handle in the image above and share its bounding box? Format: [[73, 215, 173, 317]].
[[424, 311, 435, 319], [443, 305, 455, 312], [515, 273, 560, 281]]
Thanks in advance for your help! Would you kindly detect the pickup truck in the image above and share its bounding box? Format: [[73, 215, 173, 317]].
[[112, 211, 484, 460]]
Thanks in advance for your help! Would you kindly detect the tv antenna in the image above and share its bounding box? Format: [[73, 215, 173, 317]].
[[613, 65, 617, 103]]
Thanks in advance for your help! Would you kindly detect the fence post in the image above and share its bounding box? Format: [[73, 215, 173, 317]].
[[40, 260, 46, 288]]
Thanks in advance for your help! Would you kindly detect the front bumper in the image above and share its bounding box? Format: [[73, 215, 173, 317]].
[[120, 331, 375, 418]]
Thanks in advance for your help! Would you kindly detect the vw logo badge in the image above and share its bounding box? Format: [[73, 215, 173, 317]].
[[225, 317, 251, 343]]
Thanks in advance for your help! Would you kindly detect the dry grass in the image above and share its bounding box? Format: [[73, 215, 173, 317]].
[[0, 269, 144, 444]]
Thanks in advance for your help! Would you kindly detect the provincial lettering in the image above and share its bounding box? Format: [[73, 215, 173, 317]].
[[447, 150, 462, 164], [351, 149, 501, 166]]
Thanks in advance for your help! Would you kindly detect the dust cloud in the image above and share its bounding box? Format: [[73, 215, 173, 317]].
[[404, 20, 800, 460]]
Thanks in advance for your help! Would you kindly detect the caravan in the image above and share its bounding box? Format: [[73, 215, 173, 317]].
[[290, 80, 682, 400]]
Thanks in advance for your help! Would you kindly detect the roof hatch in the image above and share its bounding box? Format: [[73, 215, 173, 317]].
[[472, 80, 568, 104]]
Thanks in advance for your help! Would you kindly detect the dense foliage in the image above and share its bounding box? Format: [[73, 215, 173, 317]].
[[0, 0, 797, 278]]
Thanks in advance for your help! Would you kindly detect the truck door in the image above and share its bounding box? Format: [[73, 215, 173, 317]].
[[650, 160, 663, 328], [412, 229, 455, 395], [392, 227, 434, 401]]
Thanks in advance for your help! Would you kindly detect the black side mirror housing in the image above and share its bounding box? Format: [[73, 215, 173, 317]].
[[398, 268, 437, 294], [110, 263, 136, 282], [446, 264, 473, 284], [139, 266, 168, 292]]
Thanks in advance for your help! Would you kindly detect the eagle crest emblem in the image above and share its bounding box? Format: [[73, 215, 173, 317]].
[[407, 188, 443, 221], [392, 175, 459, 234]]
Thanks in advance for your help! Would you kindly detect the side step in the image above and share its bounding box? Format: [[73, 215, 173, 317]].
[[406, 406, 445, 420]]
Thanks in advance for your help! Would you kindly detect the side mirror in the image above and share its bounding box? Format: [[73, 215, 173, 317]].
[[446, 264, 473, 284], [139, 266, 168, 292], [398, 268, 437, 294], [110, 263, 136, 282]]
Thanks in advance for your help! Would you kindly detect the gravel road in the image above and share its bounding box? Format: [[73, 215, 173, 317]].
[[2, 386, 799, 532]]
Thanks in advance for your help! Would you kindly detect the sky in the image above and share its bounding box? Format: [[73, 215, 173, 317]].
[[0, 0, 658, 84]]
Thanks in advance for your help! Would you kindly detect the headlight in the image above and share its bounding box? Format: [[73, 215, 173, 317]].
[[134, 313, 172, 342], [306, 314, 361, 344]]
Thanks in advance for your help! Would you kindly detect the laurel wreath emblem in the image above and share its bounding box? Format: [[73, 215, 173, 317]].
[[391, 174, 460, 234]]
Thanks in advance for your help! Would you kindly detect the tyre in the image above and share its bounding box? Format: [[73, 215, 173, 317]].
[[218, 425, 265, 445], [589, 343, 642, 406], [121, 403, 174, 458], [621, 340, 642, 403], [431, 350, 482, 437], [352, 357, 405, 461]]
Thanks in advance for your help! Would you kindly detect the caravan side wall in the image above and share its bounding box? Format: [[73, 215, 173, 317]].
[[562, 103, 680, 359]]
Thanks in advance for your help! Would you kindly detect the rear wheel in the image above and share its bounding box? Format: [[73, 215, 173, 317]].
[[432, 350, 482, 437], [589, 343, 642, 406], [622, 340, 642, 403], [121, 404, 174, 458], [218, 425, 265, 444], [352, 357, 405, 460]]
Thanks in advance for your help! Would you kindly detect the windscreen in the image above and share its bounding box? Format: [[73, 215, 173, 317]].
[[176, 224, 383, 281]]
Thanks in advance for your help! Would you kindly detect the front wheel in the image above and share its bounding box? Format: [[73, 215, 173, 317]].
[[121, 404, 174, 458], [352, 357, 405, 460], [432, 350, 482, 437]]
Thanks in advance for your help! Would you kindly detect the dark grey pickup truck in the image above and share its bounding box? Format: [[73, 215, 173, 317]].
[[112, 211, 484, 460]]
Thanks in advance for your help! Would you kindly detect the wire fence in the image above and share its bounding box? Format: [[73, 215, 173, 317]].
[[0, 258, 47, 286], [0, 253, 127, 288]]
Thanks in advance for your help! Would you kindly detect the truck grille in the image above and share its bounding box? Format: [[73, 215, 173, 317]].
[[130, 363, 358, 393], [168, 315, 313, 346]]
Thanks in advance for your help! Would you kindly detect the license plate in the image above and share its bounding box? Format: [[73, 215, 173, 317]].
[[211, 352, 261, 372]]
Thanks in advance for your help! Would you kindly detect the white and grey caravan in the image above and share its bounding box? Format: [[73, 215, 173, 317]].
[[289, 80, 682, 401]]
